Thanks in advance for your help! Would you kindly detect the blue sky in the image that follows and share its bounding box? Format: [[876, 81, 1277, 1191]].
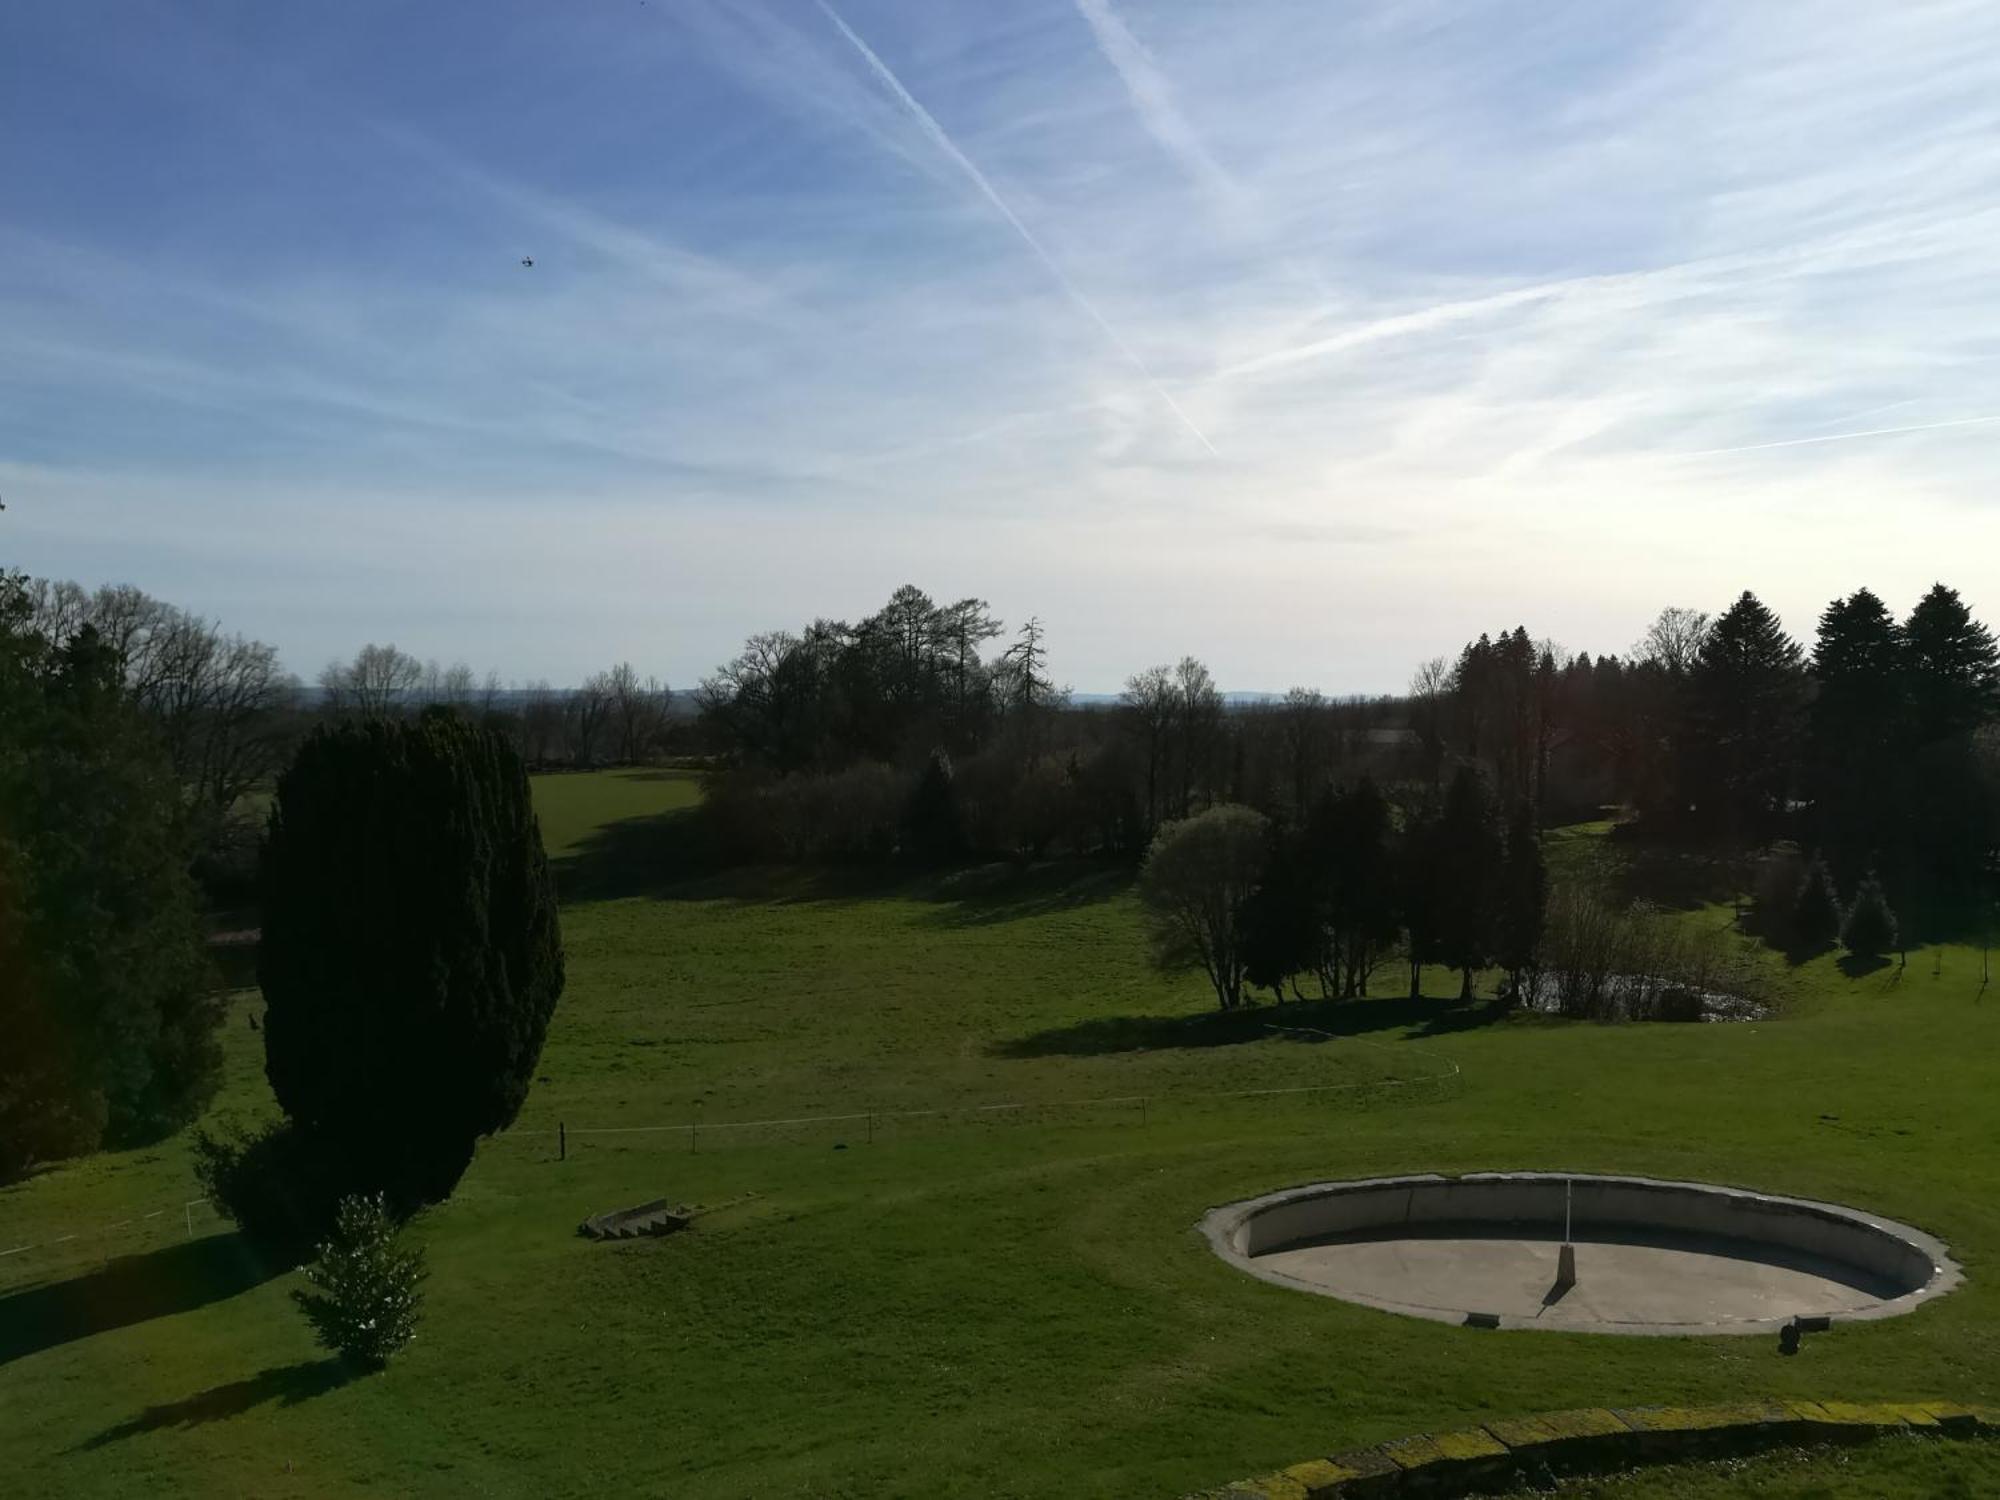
[[6, 0, 2000, 692]]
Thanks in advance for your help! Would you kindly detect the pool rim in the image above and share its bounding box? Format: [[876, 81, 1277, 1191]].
[[1199, 1170, 1962, 1336]]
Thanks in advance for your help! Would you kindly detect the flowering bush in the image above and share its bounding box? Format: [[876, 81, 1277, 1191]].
[[292, 1192, 426, 1368]]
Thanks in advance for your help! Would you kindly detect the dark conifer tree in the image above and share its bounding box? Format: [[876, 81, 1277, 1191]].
[[1808, 589, 1904, 867], [1683, 591, 1806, 840], [1316, 778, 1398, 997], [1903, 583, 2000, 748], [1433, 766, 1504, 1001], [258, 712, 564, 1218], [1895, 586, 2000, 918], [1791, 858, 1844, 953], [1238, 833, 1321, 1002]]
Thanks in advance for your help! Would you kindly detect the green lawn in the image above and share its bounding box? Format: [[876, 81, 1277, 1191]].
[[5, 770, 1999, 1498]]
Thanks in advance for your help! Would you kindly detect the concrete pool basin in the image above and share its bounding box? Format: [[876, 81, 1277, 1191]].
[[1201, 1173, 1960, 1335]]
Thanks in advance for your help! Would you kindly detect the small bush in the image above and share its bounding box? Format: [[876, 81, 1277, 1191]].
[[1842, 872, 1899, 959], [293, 1192, 426, 1369]]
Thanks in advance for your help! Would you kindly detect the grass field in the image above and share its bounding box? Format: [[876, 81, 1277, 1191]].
[[5, 769, 1999, 1498]]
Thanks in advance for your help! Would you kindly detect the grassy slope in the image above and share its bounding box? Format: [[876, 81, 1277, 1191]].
[[4, 770, 1999, 1498]]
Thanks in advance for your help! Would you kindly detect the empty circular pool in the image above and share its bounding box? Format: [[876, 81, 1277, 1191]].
[[1201, 1173, 1959, 1335]]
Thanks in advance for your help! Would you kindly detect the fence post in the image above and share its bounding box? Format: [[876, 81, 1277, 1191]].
[[559, 1121, 567, 1162]]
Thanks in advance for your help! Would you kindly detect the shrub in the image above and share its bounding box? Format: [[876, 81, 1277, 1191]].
[[1535, 886, 1744, 1021], [194, 1122, 346, 1268], [258, 713, 563, 1226], [903, 748, 963, 862], [1842, 872, 1899, 960], [293, 1193, 425, 1369]]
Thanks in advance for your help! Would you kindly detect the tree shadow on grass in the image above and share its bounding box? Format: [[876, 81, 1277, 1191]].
[[553, 803, 1137, 923], [994, 993, 1506, 1059], [1837, 952, 1895, 979], [914, 860, 1133, 928], [0, 1234, 278, 1369], [72, 1358, 350, 1450], [552, 806, 716, 901]]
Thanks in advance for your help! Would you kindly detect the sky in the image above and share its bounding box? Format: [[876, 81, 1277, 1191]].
[[5, 0, 2000, 694]]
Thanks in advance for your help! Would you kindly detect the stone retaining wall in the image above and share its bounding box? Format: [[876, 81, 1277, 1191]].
[[1191, 1398, 1997, 1498]]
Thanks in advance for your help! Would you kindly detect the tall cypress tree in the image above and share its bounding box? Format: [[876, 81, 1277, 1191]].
[[258, 712, 564, 1215]]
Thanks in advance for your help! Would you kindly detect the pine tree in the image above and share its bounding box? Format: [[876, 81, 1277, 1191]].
[[1315, 778, 1398, 997], [1238, 832, 1321, 1002], [1684, 591, 1806, 840], [1808, 589, 1904, 863], [257, 713, 564, 1221], [293, 1193, 426, 1369], [1841, 872, 1898, 961], [1792, 858, 1844, 952], [1904, 583, 1999, 747]]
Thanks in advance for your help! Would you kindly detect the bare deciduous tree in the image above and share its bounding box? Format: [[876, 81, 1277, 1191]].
[[1121, 664, 1177, 832], [519, 680, 561, 764], [1173, 656, 1222, 817], [25, 580, 296, 827], [604, 661, 671, 763], [322, 644, 423, 718], [1633, 606, 1712, 676], [1280, 686, 1327, 812], [564, 672, 614, 768]]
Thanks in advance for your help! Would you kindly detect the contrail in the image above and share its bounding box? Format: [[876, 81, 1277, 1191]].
[[813, 0, 1218, 456], [1073, 0, 1239, 214], [1679, 413, 2000, 457]]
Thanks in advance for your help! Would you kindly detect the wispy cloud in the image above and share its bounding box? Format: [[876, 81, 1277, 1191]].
[[1675, 414, 2000, 458], [1071, 0, 1242, 218], [11, 0, 2000, 691], [812, 0, 1217, 456]]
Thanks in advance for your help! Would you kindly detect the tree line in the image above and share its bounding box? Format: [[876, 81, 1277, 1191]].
[[6, 560, 1995, 1179]]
